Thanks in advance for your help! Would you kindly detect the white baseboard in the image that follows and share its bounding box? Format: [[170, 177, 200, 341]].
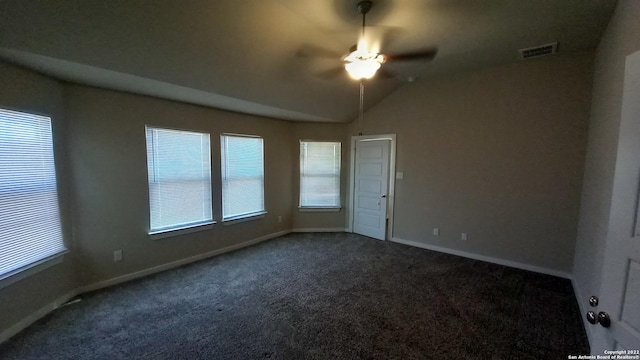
[[0, 289, 78, 344], [0, 229, 291, 344], [571, 278, 594, 348], [390, 237, 572, 279], [2, 230, 576, 346], [79, 229, 291, 293], [291, 228, 347, 233]]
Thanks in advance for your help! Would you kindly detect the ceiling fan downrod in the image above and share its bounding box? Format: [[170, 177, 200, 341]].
[[344, 0, 386, 80], [358, 1, 372, 38]]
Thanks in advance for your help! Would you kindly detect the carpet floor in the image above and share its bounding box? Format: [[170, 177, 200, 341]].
[[0, 232, 589, 359]]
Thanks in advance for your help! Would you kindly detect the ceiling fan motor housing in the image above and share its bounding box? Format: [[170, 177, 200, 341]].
[[358, 1, 373, 15]]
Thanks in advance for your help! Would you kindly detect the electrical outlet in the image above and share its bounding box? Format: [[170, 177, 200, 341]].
[[433, 228, 439, 236], [113, 250, 123, 262], [278, 216, 282, 223], [461, 233, 468, 241]]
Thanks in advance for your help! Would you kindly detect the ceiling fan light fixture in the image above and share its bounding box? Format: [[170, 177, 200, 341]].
[[344, 52, 384, 80]]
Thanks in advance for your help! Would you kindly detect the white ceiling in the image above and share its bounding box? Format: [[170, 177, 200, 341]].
[[0, 0, 615, 122]]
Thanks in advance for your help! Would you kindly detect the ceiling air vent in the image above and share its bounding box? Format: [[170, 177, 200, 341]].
[[519, 42, 558, 60]]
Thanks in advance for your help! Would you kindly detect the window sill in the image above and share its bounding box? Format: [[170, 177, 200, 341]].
[[149, 222, 215, 240], [222, 211, 267, 226], [298, 207, 342, 213], [0, 250, 69, 290]]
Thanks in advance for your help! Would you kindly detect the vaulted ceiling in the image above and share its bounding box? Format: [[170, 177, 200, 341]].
[[0, 0, 615, 122]]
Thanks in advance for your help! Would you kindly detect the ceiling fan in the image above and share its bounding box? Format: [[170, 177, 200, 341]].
[[305, 0, 438, 81]]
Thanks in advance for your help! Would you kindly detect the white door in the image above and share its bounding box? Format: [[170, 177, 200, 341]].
[[353, 139, 390, 240], [590, 50, 640, 352]]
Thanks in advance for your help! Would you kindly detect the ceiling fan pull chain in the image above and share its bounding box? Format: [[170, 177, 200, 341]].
[[359, 81, 365, 135]]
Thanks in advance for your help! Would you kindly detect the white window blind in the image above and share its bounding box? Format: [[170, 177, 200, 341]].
[[221, 134, 265, 220], [146, 127, 212, 233], [0, 108, 66, 279], [300, 141, 341, 208]]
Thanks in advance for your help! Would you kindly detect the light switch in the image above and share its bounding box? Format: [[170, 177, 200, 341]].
[[396, 172, 404, 179]]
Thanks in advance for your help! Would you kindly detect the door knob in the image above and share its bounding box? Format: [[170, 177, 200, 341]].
[[586, 311, 611, 328], [381, 194, 386, 198], [598, 312, 611, 328]]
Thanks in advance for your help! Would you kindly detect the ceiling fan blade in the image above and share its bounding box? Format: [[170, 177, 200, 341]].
[[375, 67, 397, 79], [316, 66, 345, 80], [296, 44, 342, 59], [385, 47, 438, 62]]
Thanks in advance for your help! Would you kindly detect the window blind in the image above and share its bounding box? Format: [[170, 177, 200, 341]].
[[146, 127, 212, 233], [300, 141, 341, 207], [0, 108, 66, 279], [221, 134, 265, 220]]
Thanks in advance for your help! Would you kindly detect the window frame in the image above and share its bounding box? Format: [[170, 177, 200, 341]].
[[145, 125, 214, 239], [0, 107, 68, 287], [220, 133, 266, 223], [299, 140, 342, 211]]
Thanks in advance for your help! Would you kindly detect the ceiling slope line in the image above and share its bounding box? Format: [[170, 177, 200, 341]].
[[0, 48, 336, 123]]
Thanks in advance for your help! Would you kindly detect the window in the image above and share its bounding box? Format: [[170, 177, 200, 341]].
[[221, 134, 265, 221], [146, 126, 213, 235], [299, 141, 341, 208], [0, 108, 66, 280]]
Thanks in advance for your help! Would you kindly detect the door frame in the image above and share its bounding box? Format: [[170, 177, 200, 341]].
[[347, 134, 397, 240]]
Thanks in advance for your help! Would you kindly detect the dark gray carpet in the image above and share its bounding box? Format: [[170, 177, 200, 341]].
[[0, 232, 588, 359]]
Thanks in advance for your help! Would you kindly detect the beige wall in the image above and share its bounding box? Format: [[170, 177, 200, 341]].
[[0, 62, 77, 335], [0, 47, 600, 342], [352, 53, 594, 273], [572, 0, 640, 335], [64, 85, 294, 286], [291, 122, 349, 230], [0, 62, 350, 337], [3, 8, 631, 341]]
